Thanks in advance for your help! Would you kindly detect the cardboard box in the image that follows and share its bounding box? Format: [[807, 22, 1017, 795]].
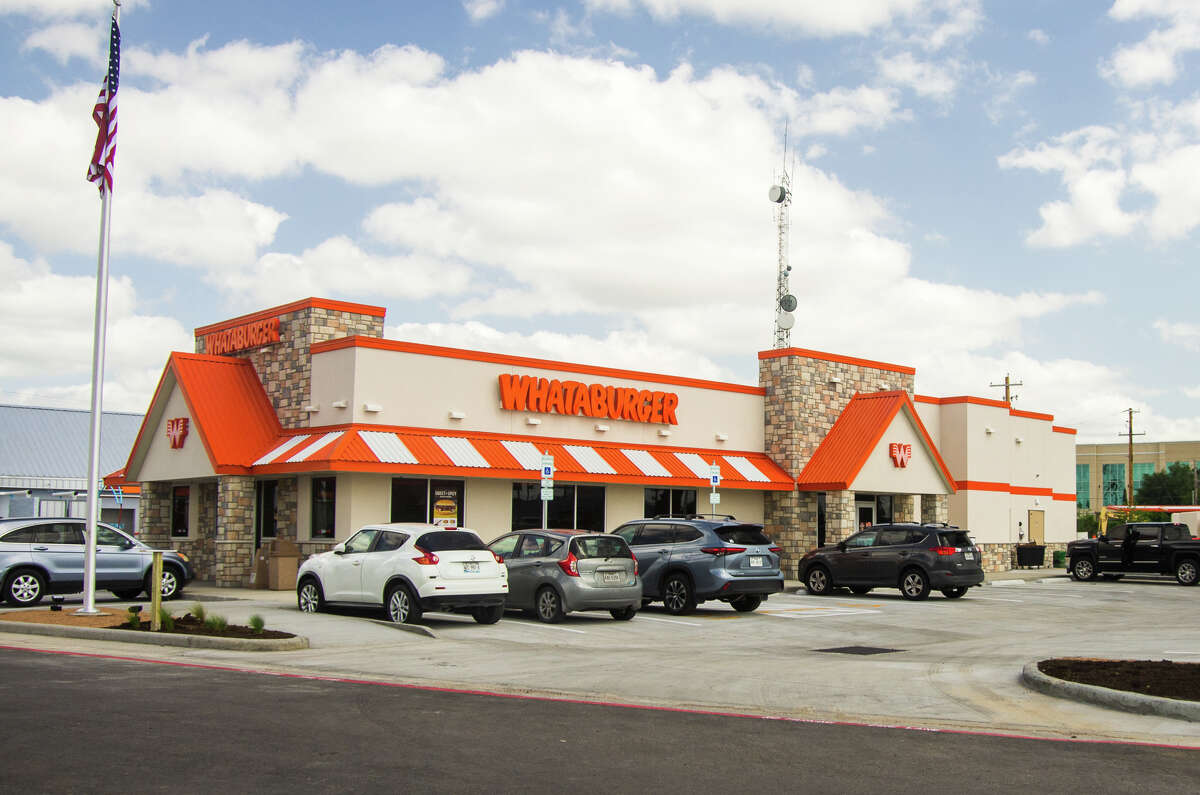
[[251, 548, 271, 589], [266, 538, 301, 590]]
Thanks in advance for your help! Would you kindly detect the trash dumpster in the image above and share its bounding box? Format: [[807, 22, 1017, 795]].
[[1015, 544, 1046, 568]]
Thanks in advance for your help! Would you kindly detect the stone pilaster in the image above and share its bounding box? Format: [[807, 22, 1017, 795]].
[[275, 478, 298, 542], [921, 494, 948, 524], [825, 490, 857, 543], [765, 489, 817, 578], [138, 481, 171, 547], [893, 494, 917, 522], [216, 475, 255, 587]]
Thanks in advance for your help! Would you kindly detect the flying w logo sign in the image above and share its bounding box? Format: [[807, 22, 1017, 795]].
[[166, 418, 189, 449], [889, 442, 912, 468]]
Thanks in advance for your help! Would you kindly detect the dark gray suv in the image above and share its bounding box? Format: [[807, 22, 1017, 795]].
[[613, 515, 783, 615], [798, 523, 983, 601]]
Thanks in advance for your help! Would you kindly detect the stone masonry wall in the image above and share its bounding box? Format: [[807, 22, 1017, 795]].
[[196, 304, 384, 430], [138, 481, 171, 548], [176, 482, 218, 580], [274, 477, 298, 543], [893, 494, 916, 522], [921, 494, 949, 524], [759, 350, 916, 575], [216, 476, 255, 587], [978, 542, 1069, 572]]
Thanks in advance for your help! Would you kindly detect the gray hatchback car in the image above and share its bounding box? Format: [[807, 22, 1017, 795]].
[[0, 517, 195, 606], [488, 530, 641, 623], [613, 516, 784, 615]]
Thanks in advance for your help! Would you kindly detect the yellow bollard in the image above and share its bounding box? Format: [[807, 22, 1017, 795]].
[[151, 551, 163, 631]]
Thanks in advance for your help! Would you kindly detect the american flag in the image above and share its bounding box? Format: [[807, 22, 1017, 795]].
[[86, 11, 121, 195]]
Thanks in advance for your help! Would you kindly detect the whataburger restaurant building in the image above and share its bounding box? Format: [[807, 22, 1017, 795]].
[[115, 298, 1078, 587]]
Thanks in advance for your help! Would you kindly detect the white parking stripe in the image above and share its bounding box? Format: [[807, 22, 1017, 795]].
[[504, 622, 587, 635], [769, 608, 880, 618], [636, 615, 703, 627], [967, 596, 1025, 603]]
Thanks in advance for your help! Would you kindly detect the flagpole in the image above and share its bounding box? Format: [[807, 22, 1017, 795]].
[[78, 0, 121, 615]]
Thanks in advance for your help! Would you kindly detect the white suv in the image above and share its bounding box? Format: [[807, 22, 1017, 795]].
[[296, 524, 508, 624]]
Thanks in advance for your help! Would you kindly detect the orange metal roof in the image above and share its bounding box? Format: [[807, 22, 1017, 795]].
[[796, 391, 955, 492]]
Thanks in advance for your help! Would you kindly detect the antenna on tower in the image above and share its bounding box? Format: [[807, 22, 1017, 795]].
[[769, 124, 796, 348]]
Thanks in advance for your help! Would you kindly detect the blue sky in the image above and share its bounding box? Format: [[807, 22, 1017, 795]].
[[1, 0, 1198, 444]]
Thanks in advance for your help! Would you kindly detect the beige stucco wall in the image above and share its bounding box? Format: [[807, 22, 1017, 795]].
[[137, 387, 214, 482], [308, 346, 765, 451], [852, 412, 951, 495], [464, 478, 512, 541]]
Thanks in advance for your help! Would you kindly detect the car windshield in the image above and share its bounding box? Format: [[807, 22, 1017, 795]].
[[571, 536, 632, 559], [416, 531, 486, 551], [716, 525, 771, 545], [937, 531, 972, 547]]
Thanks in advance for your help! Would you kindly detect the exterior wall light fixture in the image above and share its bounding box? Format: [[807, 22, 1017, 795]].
[[526, 417, 542, 426], [828, 376, 841, 384], [715, 433, 728, 442], [363, 403, 383, 413], [331, 400, 348, 409], [658, 429, 672, 437], [984, 426, 994, 435], [1015, 437, 1024, 444], [594, 424, 609, 432], [303, 404, 320, 413], [448, 410, 466, 420]]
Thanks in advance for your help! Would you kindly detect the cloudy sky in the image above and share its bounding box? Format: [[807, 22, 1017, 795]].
[[2, 0, 1198, 443]]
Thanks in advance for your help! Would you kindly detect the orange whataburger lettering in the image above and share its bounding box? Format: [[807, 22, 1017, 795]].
[[498, 374, 679, 425], [205, 317, 281, 356]]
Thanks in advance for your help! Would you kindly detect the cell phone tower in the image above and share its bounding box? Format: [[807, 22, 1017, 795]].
[[769, 137, 797, 348]]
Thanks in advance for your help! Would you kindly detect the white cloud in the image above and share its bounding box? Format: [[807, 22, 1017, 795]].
[[1184, 385, 1200, 399], [984, 69, 1036, 123], [463, 0, 505, 22], [0, 241, 191, 412], [0, 0, 148, 19], [794, 85, 907, 136], [876, 52, 959, 99], [1027, 29, 1050, 46], [22, 22, 101, 64], [584, 0, 982, 45], [1154, 318, 1200, 351], [1103, 1, 1200, 88]]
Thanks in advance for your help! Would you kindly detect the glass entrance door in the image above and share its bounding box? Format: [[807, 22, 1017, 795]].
[[255, 480, 277, 549]]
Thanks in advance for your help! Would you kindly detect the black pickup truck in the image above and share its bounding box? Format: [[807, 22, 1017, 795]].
[[1067, 522, 1199, 586]]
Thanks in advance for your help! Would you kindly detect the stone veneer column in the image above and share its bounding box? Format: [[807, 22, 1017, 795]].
[[921, 494, 948, 524], [138, 481, 171, 547], [215, 476, 255, 587], [760, 349, 916, 574], [893, 494, 916, 522], [196, 303, 385, 429], [274, 478, 298, 542]]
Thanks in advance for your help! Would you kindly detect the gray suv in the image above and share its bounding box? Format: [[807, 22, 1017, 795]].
[[612, 516, 783, 615], [0, 518, 195, 606], [488, 530, 641, 623]]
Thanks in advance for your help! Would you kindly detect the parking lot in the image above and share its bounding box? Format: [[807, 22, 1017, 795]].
[[2, 576, 1198, 746]]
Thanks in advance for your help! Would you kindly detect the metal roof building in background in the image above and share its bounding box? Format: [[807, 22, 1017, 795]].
[[0, 404, 143, 527]]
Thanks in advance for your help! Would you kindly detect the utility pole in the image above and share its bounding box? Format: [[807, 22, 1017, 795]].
[[989, 373, 1023, 404], [1120, 408, 1144, 504]]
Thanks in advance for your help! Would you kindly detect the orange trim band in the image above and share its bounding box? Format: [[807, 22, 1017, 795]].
[[313, 336, 767, 395], [1051, 426, 1077, 435], [955, 480, 1061, 498], [1052, 493, 1076, 502], [1010, 408, 1055, 421], [194, 297, 386, 336], [758, 347, 916, 375], [915, 395, 1010, 409]]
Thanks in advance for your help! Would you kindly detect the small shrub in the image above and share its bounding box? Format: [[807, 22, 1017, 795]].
[[248, 614, 265, 634], [190, 603, 206, 621], [125, 607, 141, 629], [158, 607, 175, 632], [205, 614, 228, 632]]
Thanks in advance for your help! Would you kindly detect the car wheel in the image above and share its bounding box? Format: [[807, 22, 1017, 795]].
[[145, 567, 183, 601], [472, 605, 504, 624], [849, 586, 872, 595], [386, 583, 422, 624], [900, 568, 931, 601], [1069, 557, 1097, 581], [110, 588, 144, 600], [5, 569, 46, 607], [1175, 557, 1199, 586], [609, 606, 637, 621], [730, 595, 763, 612], [941, 586, 968, 599], [535, 586, 564, 623], [804, 565, 832, 596], [297, 578, 324, 613], [661, 573, 696, 616]]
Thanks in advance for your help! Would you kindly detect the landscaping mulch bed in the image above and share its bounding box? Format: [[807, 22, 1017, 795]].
[[117, 613, 295, 639], [1039, 658, 1200, 702]]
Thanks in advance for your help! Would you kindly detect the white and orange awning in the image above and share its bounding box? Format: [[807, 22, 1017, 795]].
[[248, 425, 794, 490]]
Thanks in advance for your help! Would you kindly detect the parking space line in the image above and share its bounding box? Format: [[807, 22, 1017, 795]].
[[769, 608, 880, 618], [967, 596, 1024, 602], [502, 622, 587, 635], [636, 615, 702, 627], [1163, 650, 1200, 655]]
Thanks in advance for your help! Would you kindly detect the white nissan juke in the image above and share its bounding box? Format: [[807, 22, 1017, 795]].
[[296, 524, 508, 624]]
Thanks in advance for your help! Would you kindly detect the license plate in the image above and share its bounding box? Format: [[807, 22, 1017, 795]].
[[602, 571, 621, 583], [463, 561, 480, 574], [963, 551, 975, 560], [749, 556, 765, 567]]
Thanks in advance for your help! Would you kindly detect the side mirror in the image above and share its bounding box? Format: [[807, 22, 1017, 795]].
[[837, 541, 846, 552], [332, 542, 346, 555]]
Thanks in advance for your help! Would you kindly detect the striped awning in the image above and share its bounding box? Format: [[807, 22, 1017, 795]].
[[249, 426, 793, 490]]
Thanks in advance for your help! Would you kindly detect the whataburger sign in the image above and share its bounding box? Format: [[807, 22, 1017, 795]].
[[205, 317, 281, 356], [499, 374, 679, 425]]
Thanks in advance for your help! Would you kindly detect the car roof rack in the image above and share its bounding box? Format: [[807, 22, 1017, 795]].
[[650, 514, 737, 521]]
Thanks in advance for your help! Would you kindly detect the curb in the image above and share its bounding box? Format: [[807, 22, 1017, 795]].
[[1021, 661, 1200, 723], [0, 620, 309, 652], [363, 617, 437, 638]]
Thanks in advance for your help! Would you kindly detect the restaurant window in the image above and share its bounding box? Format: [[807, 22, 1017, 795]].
[[171, 486, 189, 538], [875, 495, 893, 524], [817, 493, 827, 547], [255, 480, 277, 547], [390, 478, 465, 526], [511, 484, 605, 531], [643, 488, 697, 518], [1075, 464, 1090, 509], [312, 477, 336, 539]]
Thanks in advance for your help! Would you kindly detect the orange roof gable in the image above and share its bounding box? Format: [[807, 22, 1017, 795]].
[[124, 353, 282, 477], [796, 391, 955, 492]]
